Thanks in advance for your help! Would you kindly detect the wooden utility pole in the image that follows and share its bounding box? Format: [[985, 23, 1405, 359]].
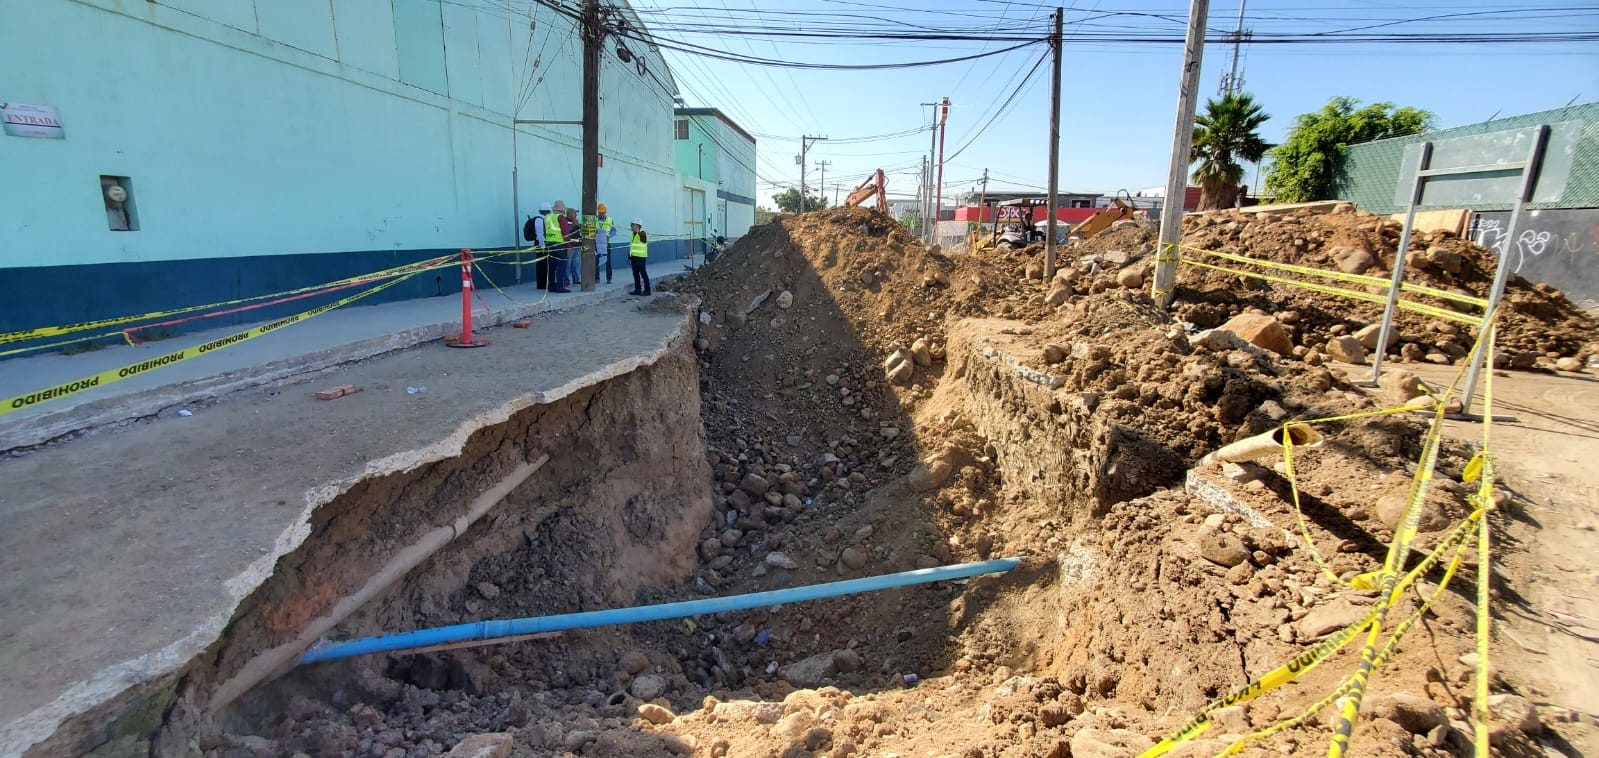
[[1044, 7, 1063, 278], [818, 160, 830, 205], [1149, 0, 1210, 308], [579, 0, 602, 291]]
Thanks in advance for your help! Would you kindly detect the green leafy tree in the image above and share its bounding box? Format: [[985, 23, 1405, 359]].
[[772, 187, 829, 213], [755, 206, 778, 226], [1191, 92, 1271, 211], [1265, 97, 1435, 202]]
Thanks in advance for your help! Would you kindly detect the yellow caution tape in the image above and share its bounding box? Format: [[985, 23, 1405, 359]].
[[1216, 514, 1481, 756], [1, 274, 414, 417], [1181, 245, 1489, 309], [1326, 325, 1496, 758], [1472, 327, 1496, 757], [1179, 258, 1481, 325], [0, 254, 459, 348], [1138, 507, 1482, 757]]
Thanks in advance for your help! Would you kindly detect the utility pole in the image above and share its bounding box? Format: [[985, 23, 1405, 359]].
[[976, 168, 989, 248], [935, 96, 950, 239], [919, 156, 929, 238], [834, 183, 842, 207], [578, 0, 602, 291], [1219, 0, 1249, 96], [1149, 0, 1210, 308], [921, 101, 940, 244], [1044, 7, 1063, 278], [818, 160, 830, 206], [798, 135, 827, 212]]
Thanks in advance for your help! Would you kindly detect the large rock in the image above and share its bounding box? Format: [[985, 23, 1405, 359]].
[[711, 700, 784, 725], [739, 473, 771, 496], [447, 733, 513, 758], [775, 290, 794, 309], [1330, 245, 1375, 274], [1364, 693, 1446, 735], [1219, 313, 1293, 357], [1296, 596, 1372, 639], [1556, 356, 1584, 372], [1199, 530, 1250, 568], [910, 338, 933, 367], [884, 350, 915, 385], [1374, 491, 1449, 533], [1378, 369, 1428, 405], [1116, 264, 1147, 289], [839, 546, 869, 570], [638, 703, 675, 725], [907, 456, 954, 492], [1487, 693, 1542, 735], [1070, 728, 1155, 758], [1325, 335, 1368, 364], [1354, 323, 1399, 351], [630, 674, 670, 701], [1189, 328, 1248, 352], [778, 651, 837, 687], [1044, 283, 1072, 306]]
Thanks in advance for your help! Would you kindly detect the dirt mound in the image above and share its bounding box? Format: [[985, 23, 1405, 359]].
[[1173, 206, 1598, 367]]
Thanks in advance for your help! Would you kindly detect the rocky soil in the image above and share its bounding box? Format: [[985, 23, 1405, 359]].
[[218, 206, 1593, 757]]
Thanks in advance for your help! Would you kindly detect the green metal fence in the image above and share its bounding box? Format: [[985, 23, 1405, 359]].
[[1335, 103, 1599, 214]]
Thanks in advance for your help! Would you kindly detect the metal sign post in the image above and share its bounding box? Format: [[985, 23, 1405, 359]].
[[1459, 126, 1550, 410], [1366, 122, 1573, 414]]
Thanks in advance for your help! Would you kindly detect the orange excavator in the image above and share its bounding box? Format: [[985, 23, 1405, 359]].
[[844, 169, 888, 211]]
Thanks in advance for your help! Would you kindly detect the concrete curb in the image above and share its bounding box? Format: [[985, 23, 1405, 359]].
[[0, 280, 678, 453]]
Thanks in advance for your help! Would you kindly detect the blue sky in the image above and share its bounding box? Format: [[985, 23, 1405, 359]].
[[630, 0, 1599, 208]]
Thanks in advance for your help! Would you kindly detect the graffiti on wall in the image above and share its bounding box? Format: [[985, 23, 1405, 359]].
[[1467, 208, 1599, 312]]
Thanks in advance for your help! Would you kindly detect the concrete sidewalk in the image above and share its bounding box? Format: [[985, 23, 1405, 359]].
[[0, 260, 693, 450], [0, 296, 698, 755]]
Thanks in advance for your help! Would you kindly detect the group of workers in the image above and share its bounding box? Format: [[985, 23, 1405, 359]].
[[523, 201, 649, 296]]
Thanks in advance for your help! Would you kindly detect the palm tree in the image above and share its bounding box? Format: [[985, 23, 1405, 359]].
[[1192, 93, 1270, 211]]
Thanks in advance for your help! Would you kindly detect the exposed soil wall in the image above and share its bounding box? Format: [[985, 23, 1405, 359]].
[[24, 314, 711, 757]]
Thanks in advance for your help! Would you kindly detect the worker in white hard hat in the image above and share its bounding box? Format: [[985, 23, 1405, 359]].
[[547, 201, 570, 292], [627, 218, 650, 296], [595, 202, 615, 284]]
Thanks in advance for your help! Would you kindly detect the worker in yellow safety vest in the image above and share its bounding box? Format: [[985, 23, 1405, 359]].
[[627, 218, 650, 296], [595, 203, 616, 284], [545, 201, 569, 292]]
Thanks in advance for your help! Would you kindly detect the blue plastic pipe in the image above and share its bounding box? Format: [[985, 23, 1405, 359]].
[[300, 557, 1020, 664]]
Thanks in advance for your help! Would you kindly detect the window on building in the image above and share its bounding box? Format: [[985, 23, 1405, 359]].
[[101, 176, 138, 231], [675, 119, 689, 140]]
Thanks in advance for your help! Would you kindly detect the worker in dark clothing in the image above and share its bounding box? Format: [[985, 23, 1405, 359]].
[[525, 202, 550, 289], [561, 206, 581, 286], [628, 218, 650, 296]]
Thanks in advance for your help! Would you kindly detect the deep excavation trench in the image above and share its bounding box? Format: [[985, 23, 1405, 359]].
[[152, 209, 1553, 757]]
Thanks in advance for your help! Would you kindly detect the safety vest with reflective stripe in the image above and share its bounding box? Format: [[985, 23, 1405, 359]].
[[544, 212, 564, 244], [630, 232, 648, 258]]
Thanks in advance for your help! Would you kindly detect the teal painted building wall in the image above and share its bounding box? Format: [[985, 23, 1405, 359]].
[[0, 0, 684, 334], [1335, 103, 1599, 214], [674, 108, 757, 241]]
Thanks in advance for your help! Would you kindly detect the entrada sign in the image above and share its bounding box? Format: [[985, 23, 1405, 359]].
[[2, 103, 64, 138]]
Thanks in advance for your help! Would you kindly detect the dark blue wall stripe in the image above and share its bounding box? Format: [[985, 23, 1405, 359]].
[[0, 242, 684, 357]]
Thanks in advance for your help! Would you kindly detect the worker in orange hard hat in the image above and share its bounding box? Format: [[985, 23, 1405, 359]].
[[595, 203, 615, 284]]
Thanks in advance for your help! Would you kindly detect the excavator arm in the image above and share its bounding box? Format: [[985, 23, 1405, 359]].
[[1067, 197, 1135, 240], [845, 169, 888, 210]]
